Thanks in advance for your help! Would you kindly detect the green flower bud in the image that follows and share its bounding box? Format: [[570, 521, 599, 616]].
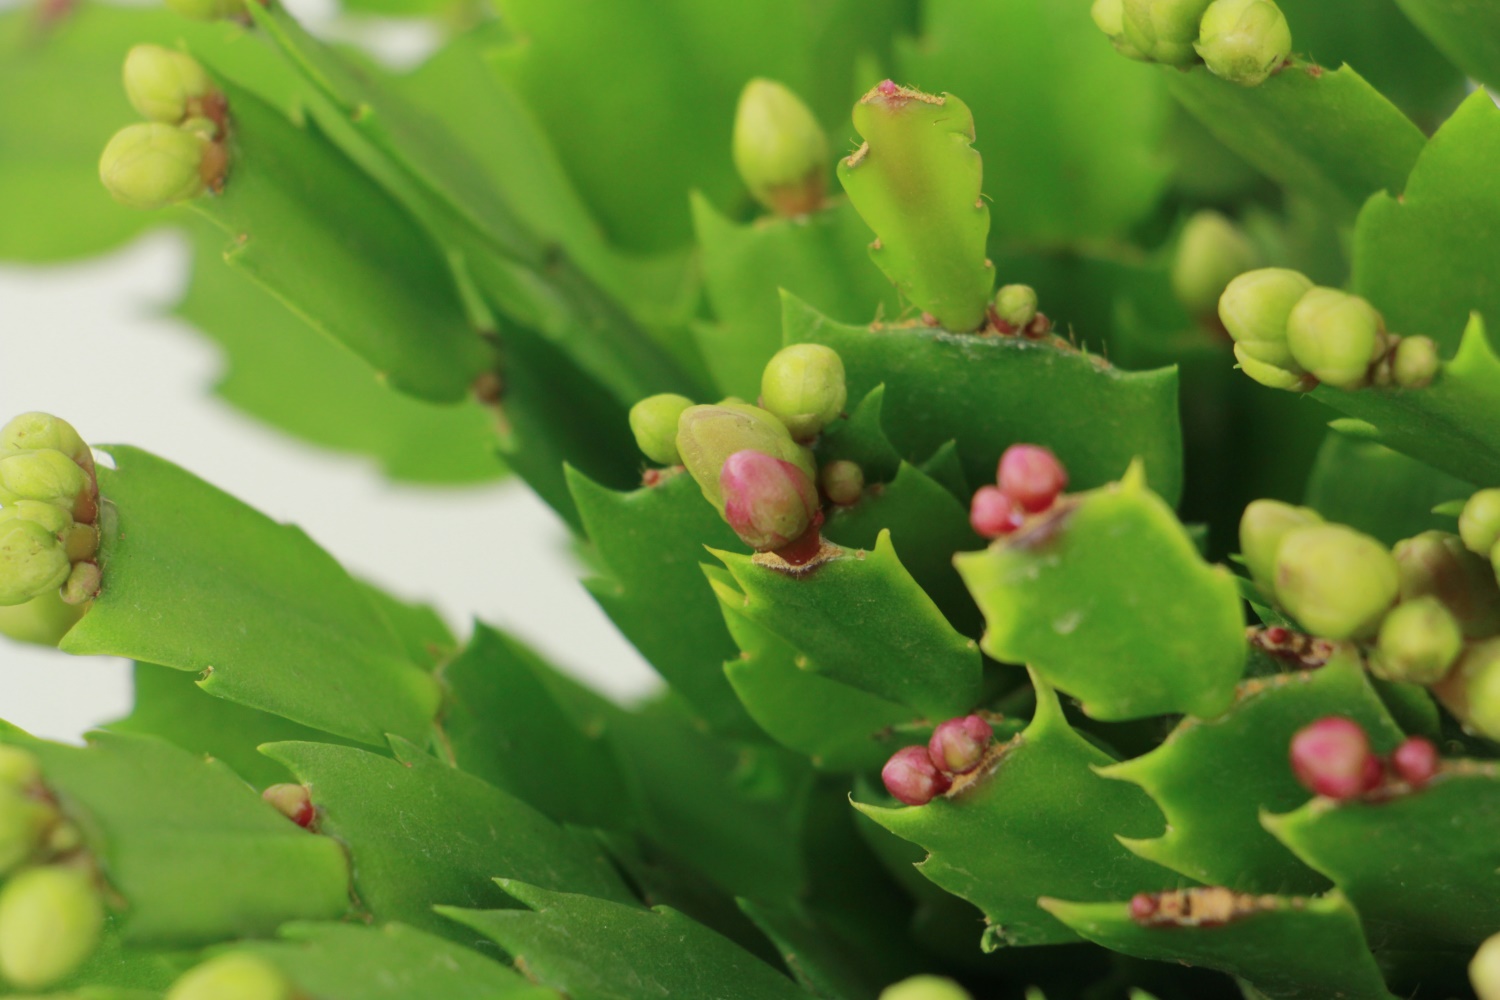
[[166, 952, 296, 1000], [820, 460, 865, 506], [1435, 637, 1500, 741], [0, 592, 85, 648], [1372, 596, 1463, 685], [1239, 499, 1323, 594], [1092, 0, 1151, 59], [60, 562, 101, 607], [1460, 489, 1500, 557], [0, 866, 104, 989], [163, 0, 246, 21], [993, 284, 1039, 330], [99, 123, 211, 211], [1122, 0, 1216, 65], [0, 747, 41, 789], [0, 501, 73, 537], [1473, 930, 1500, 1000], [733, 79, 829, 218], [1219, 268, 1313, 368], [0, 519, 72, 608], [0, 786, 56, 876], [629, 393, 694, 466], [759, 344, 847, 441], [1234, 345, 1313, 391], [1171, 211, 1260, 318], [1194, 0, 1292, 86], [0, 414, 87, 467], [1274, 524, 1400, 639], [0, 451, 87, 513], [676, 403, 815, 513], [1285, 287, 1384, 390], [1391, 335, 1440, 389], [879, 975, 973, 1000], [122, 44, 214, 124], [1395, 531, 1500, 638]]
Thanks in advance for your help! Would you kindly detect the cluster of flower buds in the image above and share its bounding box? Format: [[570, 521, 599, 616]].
[[1171, 210, 1262, 323], [1092, 0, 1292, 86], [0, 413, 103, 614], [733, 78, 830, 218], [988, 284, 1050, 337], [881, 714, 994, 806], [1219, 268, 1440, 393], [1289, 717, 1440, 800], [166, 952, 297, 1000], [879, 975, 973, 1000], [969, 445, 1069, 539], [100, 46, 229, 212]]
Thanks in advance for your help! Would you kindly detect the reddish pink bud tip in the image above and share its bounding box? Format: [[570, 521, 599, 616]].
[[262, 783, 315, 828], [928, 714, 993, 775], [721, 450, 820, 553], [970, 486, 1024, 538], [1264, 626, 1290, 644], [1289, 717, 1381, 800], [877, 79, 900, 97], [1129, 893, 1159, 922], [998, 445, 1068, 513], [1390, 736, 1440, 787], [881, 745, 951, 806]]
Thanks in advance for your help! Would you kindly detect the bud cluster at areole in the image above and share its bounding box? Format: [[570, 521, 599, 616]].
[[1092, 0, 1293, 86]]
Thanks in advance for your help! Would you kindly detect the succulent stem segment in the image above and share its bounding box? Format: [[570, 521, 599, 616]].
[[837, 81, 994, 332]]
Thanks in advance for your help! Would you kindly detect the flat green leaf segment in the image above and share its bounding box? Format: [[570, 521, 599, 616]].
[[738, 898, 888, 1000], [837, 85, 993, 332], [1393, 0, 1500, 91], [1311, 314, 1500, 487], [815, 386, 904, 486], [11, 731, 349, 945], [1354, 90, 1500, 353], [567, 467, 753, 733], [713, 533, 982, 721], [233, 922, 559, 1000], [1040, 893, 1395, 1000], [442, 881, 811, 1000], [1264, 765, 1500, 952], [177, 222, 506, 484], [955, 467, 1244, 721], [61, 446, 440, 746], [1166, 62, 1424, 218], [1100, 656, 1404, 893], [857, 680, 1186, 949], [784, 296, 1184, 506], [1303, 430, 1473, 546], [262, 739, 636, 939]]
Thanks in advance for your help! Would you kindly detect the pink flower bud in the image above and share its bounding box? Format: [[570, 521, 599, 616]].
[[927, 714, 993, 775], [1389, 736, 1440, 787], [997, 445, 1068, 513], [720, 450, 821, 553], [970, 486, 1024, 538], [1129, 893, 1159, 923], [1289, 717, 1382, 800], [881, 745, 951, 806]]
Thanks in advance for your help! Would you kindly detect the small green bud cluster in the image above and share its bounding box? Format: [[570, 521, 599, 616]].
[[167, 952, 297, 1000], [102, 48, 228, 212], [1092, 0, 1291, 86], [733, 79, 830, 218], [1171, 211, 1261, 321], [1219, 269, 1440, 392], [988, 284, 1051, 338], [0, 413, 101, 614]]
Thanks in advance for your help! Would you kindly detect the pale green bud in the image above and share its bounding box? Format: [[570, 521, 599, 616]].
[[629, 393, 694, 466], [0, 414, 87, 467], [99, 123, 211, 211], [1395, 531, 1500, 638], [164, 0, 246, 20], [1473, 930, 1500, 1000], [1435, 638, 1500, 741], [0, 747, 41, 789], [1286, 287, 1384, 390], [0, 520, 72, 608], [819, 460, 865, 506], [0, 866, 104, 989], [760, 344, 847, 441], [1219, 267, 1313, 369], [123, 45, 214, 124], [676, 403, 815, 512], [0, 451, 87, 512], [733, 79, 829, 218], [1391, 335, 1439, 389], [1092, 0, 1151, 59], [0, 786, 56, 876], [0, 592, 84, 647], [1234, 345, 1312, 391], [1122, 0, 1216, 65], [1372, 596, 1463, 685], [60, 562, 101, 607], [1239, 499, 1322, 594], [166, 952, 296, 1000], [0, 501, 73, 537], [993, 284, 1039, 330], [1171, 211, 1260, 318], [1274, 524, 1400, 639], [880, 975, 973, 1000], [1460, 489, 1500, 557], [1195, 0, 1292, 86]]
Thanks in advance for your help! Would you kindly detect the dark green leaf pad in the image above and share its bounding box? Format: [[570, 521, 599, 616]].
[[711, 532, 983, 720], [1264, 762, 1500, 952], [1099, 654, 1404, 893], [955, 465, 1244, 721], [855, 678, 1188, 949], [60, 446, 439, 746], [10, 731, 349, 945], [442, 881, 811, 1000], [1302, 429, 1473, 546], [1392, 0, 1500, 91], [784, 295, 1184, 506], [261, 738, 636, 939], [356, 582, 457, 672], [739, 897, 901, 1000], [814, 385, 904, 486], [1040, 890, 1395, 1000]]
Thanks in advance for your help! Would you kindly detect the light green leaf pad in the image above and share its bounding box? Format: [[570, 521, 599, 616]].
[[8, 731, 349, 946], [1040, 892, 1395, 1000], [1167, 62, 1424, 219], [262, 738, 636, 939], [1392, 0, 1500, 94], [60, 446, 439, 746], [1354, 90, 1500, 354], [955, 466, 1244, 721], [784, 295, 1183, 506], [441, 881, 810, 1000], [1099, 655, 1404, 893], [231, 921, 560, 1000], [712, 533, 983, 721], [855, 679, 1188, 949], [1264, 763, 1500, 952]]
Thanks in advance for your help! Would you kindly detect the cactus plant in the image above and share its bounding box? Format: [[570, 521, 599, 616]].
[[5, 0, 1500, 996]]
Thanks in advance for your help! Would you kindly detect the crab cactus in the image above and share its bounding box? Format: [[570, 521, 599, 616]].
[[2, 0, 1500, 997]]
